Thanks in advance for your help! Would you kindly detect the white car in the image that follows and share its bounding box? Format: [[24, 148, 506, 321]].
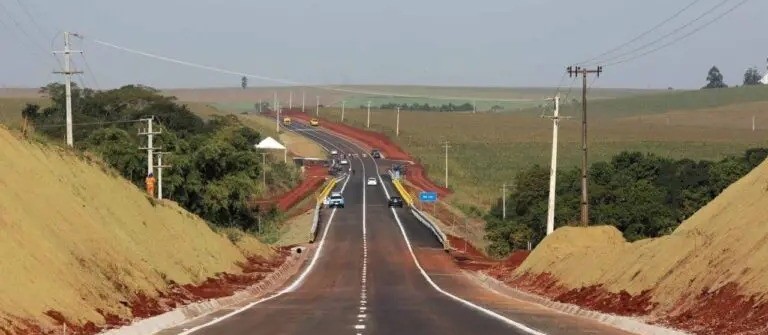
[[367, 177, 377, 186], [340, 159, 349, 165], [330, 149, 338, 155]]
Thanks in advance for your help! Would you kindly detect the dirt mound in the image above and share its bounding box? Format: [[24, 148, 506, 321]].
[[0, 128, 276, 334], [505, 158, 768, 334]]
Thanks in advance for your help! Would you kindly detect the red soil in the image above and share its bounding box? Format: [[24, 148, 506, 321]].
[[5, 250, 290, 335], [274, 166, 327, 211], [283, 110, 450, 197], [255, 165, 327, 212], [662, 283, 768, 335]]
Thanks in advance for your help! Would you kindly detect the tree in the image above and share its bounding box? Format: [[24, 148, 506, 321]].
[[743, 67, 763, 86], [241, 76, 248, 89], [703, 66, 728, 89]]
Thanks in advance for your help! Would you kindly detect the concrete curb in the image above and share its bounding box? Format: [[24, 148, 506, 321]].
[[99, 249, 310, 335], [468, 272, 691, 335]]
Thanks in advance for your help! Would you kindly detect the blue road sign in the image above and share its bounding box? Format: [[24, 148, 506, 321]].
[[419, 191, 438, 203]]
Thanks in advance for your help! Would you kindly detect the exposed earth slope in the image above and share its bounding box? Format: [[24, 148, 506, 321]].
[[0, 127, 275, 333], [504, 157, 768, 334]]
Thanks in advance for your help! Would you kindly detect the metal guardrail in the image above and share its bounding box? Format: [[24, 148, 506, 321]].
[[315, 178, 338, 205], [309, 174, 347, 243], [391, 178, 415, 207], [410, 208, 448, 249]]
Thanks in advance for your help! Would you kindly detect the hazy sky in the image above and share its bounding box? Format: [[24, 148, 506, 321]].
[[1, 0, 766, 89]]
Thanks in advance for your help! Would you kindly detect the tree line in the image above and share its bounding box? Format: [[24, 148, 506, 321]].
[[703, 65, 765, 89], [484, 149, 768, 257], [22, 83, 298, 234], [375, 102, 477, 112]]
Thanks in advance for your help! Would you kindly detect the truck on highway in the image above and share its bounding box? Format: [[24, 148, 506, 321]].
[[283, 117, 292, 126]]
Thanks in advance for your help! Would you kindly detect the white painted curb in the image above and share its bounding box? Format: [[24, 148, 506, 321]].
[[470, 272, 692, 335]]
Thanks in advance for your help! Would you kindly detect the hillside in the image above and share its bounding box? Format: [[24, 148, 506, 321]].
[[506, 156, 768, 334], [0, 127, 275, 333]]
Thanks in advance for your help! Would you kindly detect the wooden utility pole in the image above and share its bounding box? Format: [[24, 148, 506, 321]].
[[566, 65, 603, 227]]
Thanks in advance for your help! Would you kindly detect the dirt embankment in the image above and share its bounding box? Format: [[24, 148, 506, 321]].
[[282, 109, 450, 197], [0, 128, 286, 335], [490, 157, 768, 335], [256, 165, 327, 212]]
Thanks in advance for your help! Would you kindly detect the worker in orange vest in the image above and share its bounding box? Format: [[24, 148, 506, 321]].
[[145, 172, 156, 197]]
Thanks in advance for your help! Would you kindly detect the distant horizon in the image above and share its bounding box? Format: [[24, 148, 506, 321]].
[[0, 83, 675, 91]]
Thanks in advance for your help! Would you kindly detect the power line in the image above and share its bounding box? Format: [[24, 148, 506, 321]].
[[604, 0, 751, 66], [85, 37, 531, 103], [35, 119, 141, 129], [593, 0, 740, 66], [0, 1, 54, 63], [13, 0, 51, 42], [577, 0, 704, 65]]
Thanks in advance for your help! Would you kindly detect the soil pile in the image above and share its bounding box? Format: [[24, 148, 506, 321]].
[[507, 158, 768, 334], [0, 128, 276, 333]]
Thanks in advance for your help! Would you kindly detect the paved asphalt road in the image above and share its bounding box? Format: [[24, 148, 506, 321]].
[[181, 122, 634, 335]]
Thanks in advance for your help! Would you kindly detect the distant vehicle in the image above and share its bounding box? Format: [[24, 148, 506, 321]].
[[330, 149, 339, 155], [388, 196, 404, 208], [327, 192, 345, 208], [371, 149, 381, 159], [283, 117, 292, 126], [367, 177, 377, 186], [310, 118, 320, 126], [340, 159, 349, 165]]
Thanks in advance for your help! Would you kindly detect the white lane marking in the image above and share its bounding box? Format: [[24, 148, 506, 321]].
[[328, 134, 548, 335], [176, 174, 352, 335]]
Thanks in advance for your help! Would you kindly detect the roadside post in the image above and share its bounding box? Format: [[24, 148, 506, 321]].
[[419, 191, 438, 215]]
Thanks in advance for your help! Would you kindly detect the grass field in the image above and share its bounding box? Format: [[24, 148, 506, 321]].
[[167, 85, 661, 113], [314, 85, 768, 210]]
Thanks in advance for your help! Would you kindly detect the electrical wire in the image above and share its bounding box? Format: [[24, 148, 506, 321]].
[[86, 37, 532, 103], [577, 0, 704, 66], [592, 0, 742, 66], [604, 0, 751, 66], [0, 0, 55, 65], [35, 119, 141, 129], [12, 0, 51, 42]]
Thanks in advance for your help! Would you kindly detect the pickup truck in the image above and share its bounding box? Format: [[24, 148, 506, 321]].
[[326, 192, 345, 208]]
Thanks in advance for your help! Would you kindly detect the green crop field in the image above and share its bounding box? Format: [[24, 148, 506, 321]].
[[314, 85, 768, 210]]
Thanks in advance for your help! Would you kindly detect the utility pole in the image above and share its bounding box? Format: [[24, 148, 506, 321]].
[[316, 96, 320, 116], [753, 115, 756, 131], [154, 152, 171, 200], [139, 117, 161, 176], [53, 32, 83, 147], [275, 101, 281, 133], [367, 101, 372, 128], [442, 140, 451, 188], [273, 91, 277, 114], [396, 107, 401, 136], [302, 90, 306, 113], [341, 100, 346, 122], [258, 99, 262, 113], [543, 95, 569, 235], [567, 65, 603, 227], [502, 183, 506, 220], [289, 91, 293, 109], [261, 152, 267, 189], [473, 100, 476, 114]]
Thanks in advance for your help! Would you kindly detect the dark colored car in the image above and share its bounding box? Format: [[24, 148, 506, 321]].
[[371, 149, 381, 159], [388, 196, 404, 208]]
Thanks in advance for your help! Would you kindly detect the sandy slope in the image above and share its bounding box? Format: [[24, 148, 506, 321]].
[[0, 128, 273, 331], [515, 157, 768, 315]]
